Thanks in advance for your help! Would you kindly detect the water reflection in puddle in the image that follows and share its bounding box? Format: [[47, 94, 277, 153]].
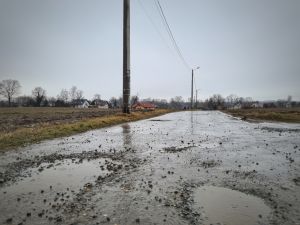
[[13, 159, 108, 193], [194, 186, 271, 225], [0, 159, 110, 223]]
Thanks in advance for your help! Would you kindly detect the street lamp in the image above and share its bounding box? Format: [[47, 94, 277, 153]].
[[191, 66, 200, 109]]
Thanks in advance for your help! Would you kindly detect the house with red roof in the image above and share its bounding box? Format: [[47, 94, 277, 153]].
[[132, 102, 156, 111]]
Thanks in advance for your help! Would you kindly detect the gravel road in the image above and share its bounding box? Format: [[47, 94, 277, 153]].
[[0, 111, 299, 225]]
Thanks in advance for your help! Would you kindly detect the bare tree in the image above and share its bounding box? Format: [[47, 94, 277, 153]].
[[15, 95, 35, 107], [109, 97, 118, 108], [117, 96, 123, 108], [170, 96, 184, 109], [0, 79, 21, 106], [58, 89, 69, 103], [69, 86, 77, 102], [226, 94, 240, 109], [75, 90, 83, 100], [241, 97, 253, 109], [207, 94, 225, 110], [93, 94, 101, 100], [69, 86, 84, 100], [130, 95, 139, 106], [32, 87, 46, 107]]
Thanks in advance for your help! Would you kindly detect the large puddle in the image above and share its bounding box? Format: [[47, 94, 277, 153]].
[[0, 159, 113, 224], [194, 186, 271, 225]]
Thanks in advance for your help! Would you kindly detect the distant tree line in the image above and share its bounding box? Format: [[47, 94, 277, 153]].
[[198, 94, 299, 110], [0, 79, 299, 109]]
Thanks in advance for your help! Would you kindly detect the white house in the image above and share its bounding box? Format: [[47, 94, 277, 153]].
[[75, 100, 90, 108], [91, 99, 109, 109]]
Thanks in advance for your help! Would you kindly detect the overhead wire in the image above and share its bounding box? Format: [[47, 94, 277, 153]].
[[136, 0, 175, 55], [154, 0, 191, 70]]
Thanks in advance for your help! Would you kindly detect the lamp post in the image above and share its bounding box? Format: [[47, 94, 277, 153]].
[[191, 66, 200, 109]]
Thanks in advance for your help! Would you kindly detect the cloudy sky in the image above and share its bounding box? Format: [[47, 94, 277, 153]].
[[0, 0, 299, 101]]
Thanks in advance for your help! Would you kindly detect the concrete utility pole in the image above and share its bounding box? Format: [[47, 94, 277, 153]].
[[190, 69, 194, 109], [123, 0, 130, 114], [195, 89, 200, 109], [191, 67, 200, 110]]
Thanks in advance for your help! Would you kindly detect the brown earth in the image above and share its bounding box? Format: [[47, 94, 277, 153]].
[[223, 108, 300, 123], [0, 107, 120, 133]]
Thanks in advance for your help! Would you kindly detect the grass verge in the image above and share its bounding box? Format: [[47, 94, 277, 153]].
[[0, 109, 173, 151], [223, 108, 300, 123]]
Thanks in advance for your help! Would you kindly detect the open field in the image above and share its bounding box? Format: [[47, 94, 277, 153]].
[[0, 107, 121, 133], [0, 107, 172, 151], [223, 108, 300, 123]]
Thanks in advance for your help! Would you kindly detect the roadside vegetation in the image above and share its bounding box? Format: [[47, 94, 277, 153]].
[[0, 108, 172, 151], [223, 108, 300, 123]]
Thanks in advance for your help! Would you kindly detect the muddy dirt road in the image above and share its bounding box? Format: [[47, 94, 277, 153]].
[[0, 111, 299, 225]]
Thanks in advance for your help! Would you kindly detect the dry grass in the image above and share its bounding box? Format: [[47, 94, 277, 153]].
[[223, 108, 300, 123], [0, 108, 172, 151], [0, 107, 120, 133]]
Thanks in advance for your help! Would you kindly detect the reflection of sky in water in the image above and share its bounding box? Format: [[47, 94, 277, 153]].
[[0, 159, 111, 223], [194, 186, 271, 225], [122, 123, 132, 147]]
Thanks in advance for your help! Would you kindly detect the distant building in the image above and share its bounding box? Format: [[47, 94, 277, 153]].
[[286, 102, 292, 108], [251, 102, 264, 108], [232, 103, 242, 109], [132, 102, 156, 111], [74, 99, 90, 108], [90, 99, 109, 109]]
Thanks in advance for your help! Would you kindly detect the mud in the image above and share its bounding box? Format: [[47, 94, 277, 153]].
[[0, 111, 299, 225]]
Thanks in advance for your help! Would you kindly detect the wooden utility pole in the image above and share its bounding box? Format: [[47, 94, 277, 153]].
[[190, 69, 194, 109], [123, 0, 130, 113]]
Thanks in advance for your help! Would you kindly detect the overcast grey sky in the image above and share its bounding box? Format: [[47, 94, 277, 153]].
[[0, 0, 299, 101]]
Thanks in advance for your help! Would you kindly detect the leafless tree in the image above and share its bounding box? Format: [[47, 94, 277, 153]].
[[69, 86, 77, 102], [117, 96, 123, 108], [32, 87, 46, 106], [48, 97, 57, 107], [75, 90, 83, 100], [207, 94, 225, 110], [130, 95, 139, 106], [170, 96, 184, 109], [241, 97, 253, 108], [0, 79, 21, 106], [93, 94, 101, 100], [69, 86, 84, 101], [226, 94, 240, 109], [15, 95, 35, 107], [58, 89, 69, 103], [109, 97, 118, 108]]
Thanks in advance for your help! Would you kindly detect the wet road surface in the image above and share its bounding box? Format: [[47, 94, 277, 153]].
[[0, 111, 300, 225]]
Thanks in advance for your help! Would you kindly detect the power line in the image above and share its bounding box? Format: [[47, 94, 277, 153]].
[[137, 0, 174, 54], [154, 0, 191, 70]]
